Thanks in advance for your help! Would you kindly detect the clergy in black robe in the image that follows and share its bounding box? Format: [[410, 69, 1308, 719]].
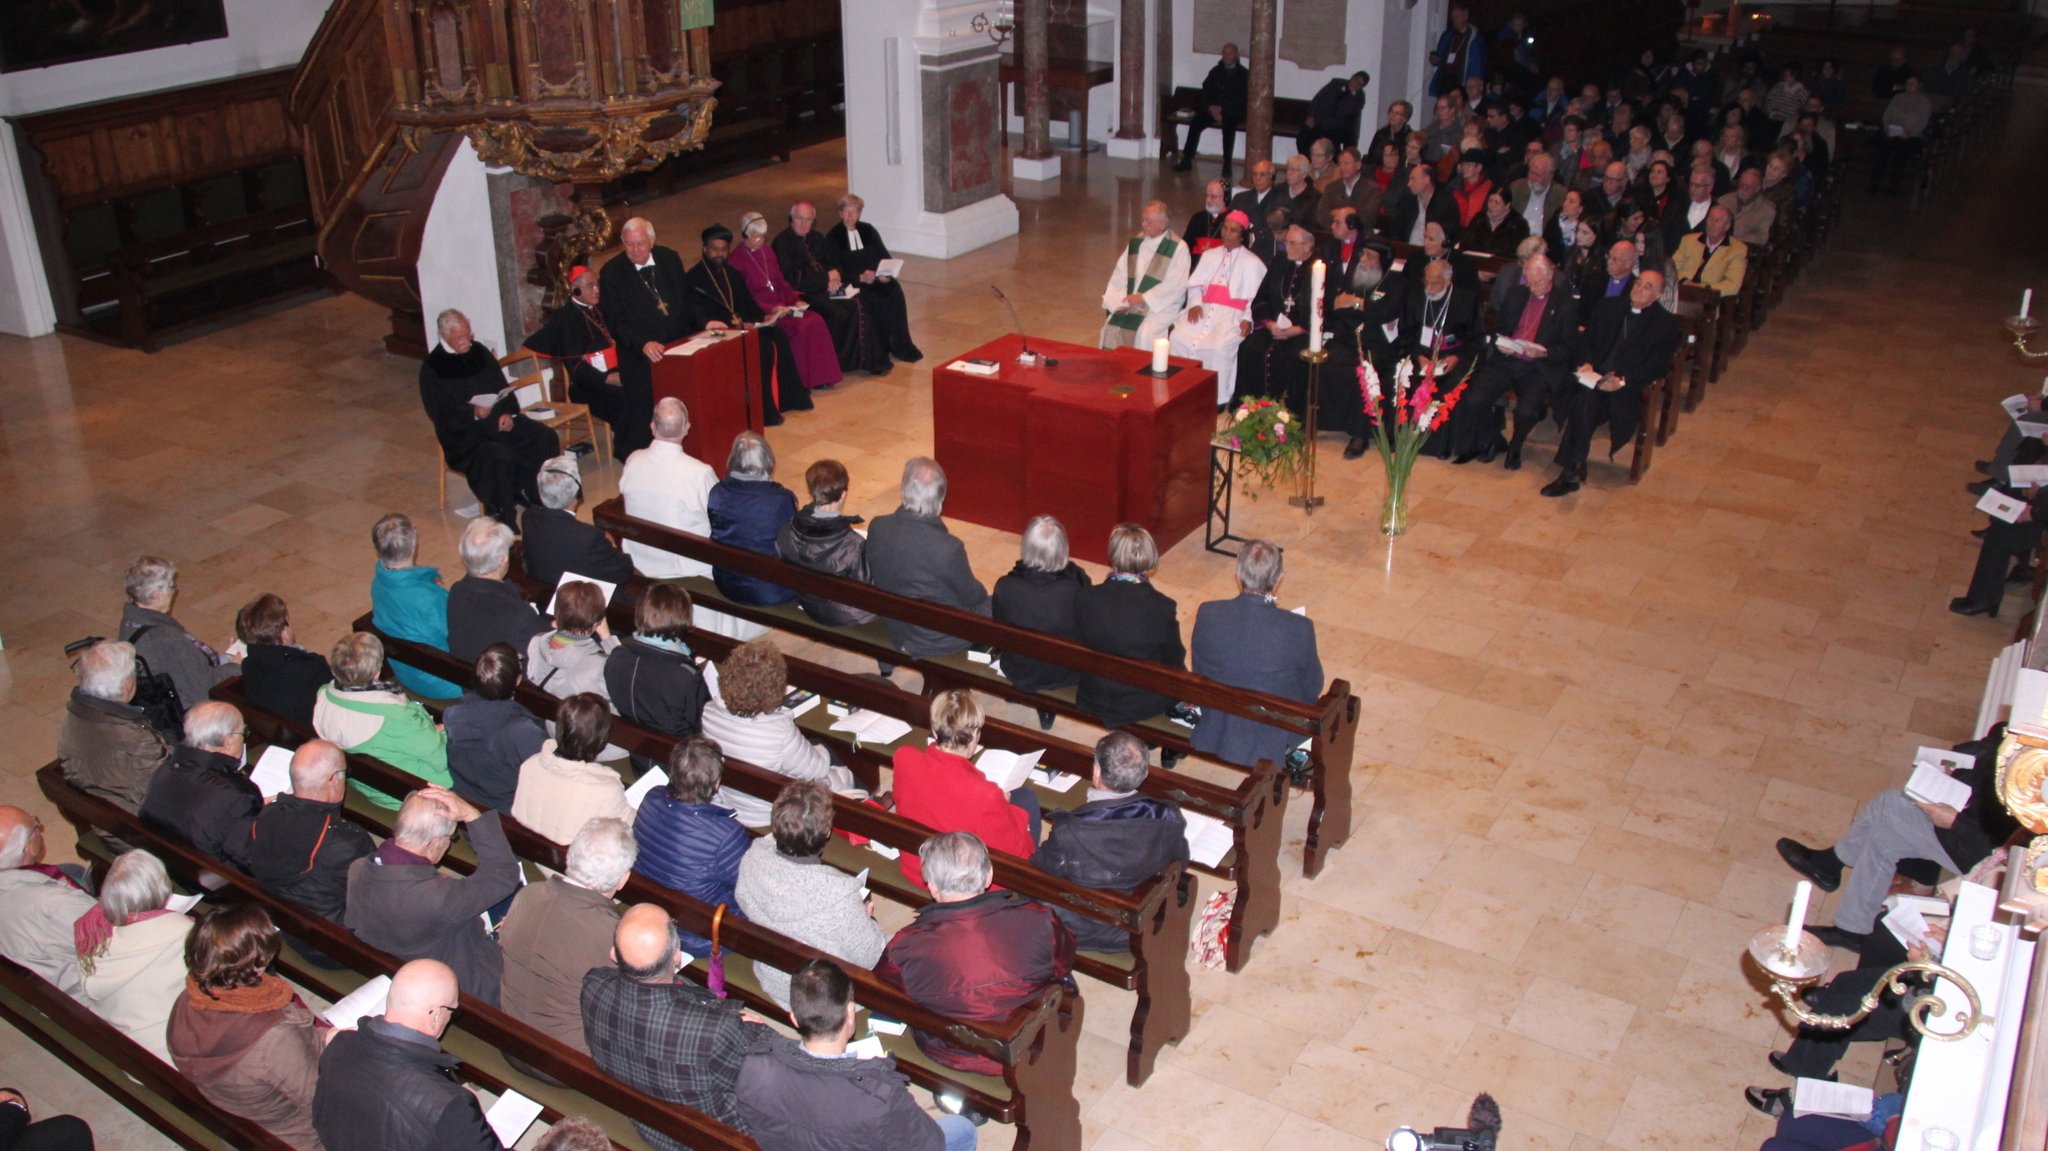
[[682, 224, 799, 427], [773, 201, 890, 375], [1233, 226, 1334, 414], [1183, 178, 1231, 260], [1326, 239, 1408, 457], [419, 311, 560, 524], [598, 217, 705, 457], [520, 264, 624, 439], [824, 195, 922, 363], [1542, 270, 1680, 498], [1395, 258, 1481, 459]]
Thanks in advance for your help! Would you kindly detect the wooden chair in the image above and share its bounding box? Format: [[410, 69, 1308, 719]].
[[499, 349, 609, 466], [1676, 284, 1720, 412], [1629, 377, 1665, 484]]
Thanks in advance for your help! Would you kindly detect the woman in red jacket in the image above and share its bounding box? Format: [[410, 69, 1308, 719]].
[[891, 690, 1037, 889]]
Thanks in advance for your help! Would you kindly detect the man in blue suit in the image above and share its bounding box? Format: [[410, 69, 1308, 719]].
[[1188, 540, 1323, 780]]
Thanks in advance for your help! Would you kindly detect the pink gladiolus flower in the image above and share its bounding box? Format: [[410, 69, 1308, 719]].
[[1409, 379, 1435, 421], [1230, 436, 1241, 449]]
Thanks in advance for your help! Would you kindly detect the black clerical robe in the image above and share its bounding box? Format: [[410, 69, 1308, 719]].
[[418, 344, 559, 523], [825, 221, 921, 362], [598, 245, 703, 455], [1553, 295, 1679, 468], [681, 256, 800, 425], [1234, 257, 1332, 415], [1327, 268, 1409, 438], [521, 300, 623, 430], [773, 227, 889, 375]]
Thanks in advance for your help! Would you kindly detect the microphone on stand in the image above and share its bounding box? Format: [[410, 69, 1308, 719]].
[[990, 284, 1045, 365]]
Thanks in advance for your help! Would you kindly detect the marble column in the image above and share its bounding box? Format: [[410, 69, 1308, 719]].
[[838, 0, 1020, 257], [1115, 0, 1144, 141], [1014, 0, 1060, 180], [1245, 0, 1277, 166]]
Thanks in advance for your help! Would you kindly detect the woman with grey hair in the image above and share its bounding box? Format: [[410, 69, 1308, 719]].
[[446, 516, 550, 662], [313, 632, 454, 808], [707, 431, 799, 606], [730, 210, 837, 398], [992, 515, 1093, 713], [1073, 524, 1186, 728], [826, 193, 923, 363], [735, 781, 885, 1007], [76, 849, 192, 1062], [118, 553, 240, 718]]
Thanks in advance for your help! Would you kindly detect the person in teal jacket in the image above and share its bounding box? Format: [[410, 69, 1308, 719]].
[[369, 513, 464, 699]]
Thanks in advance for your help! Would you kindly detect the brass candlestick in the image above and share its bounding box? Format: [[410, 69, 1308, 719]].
[[1289, 345, 1329, 512], [1745, 926, 1985, 1041]]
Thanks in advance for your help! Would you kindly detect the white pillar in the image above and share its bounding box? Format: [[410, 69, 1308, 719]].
[[841, 0, 1020, 257]]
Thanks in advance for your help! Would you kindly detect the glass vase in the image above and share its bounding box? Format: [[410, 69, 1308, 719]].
[[1380, 462, 1410, 537]]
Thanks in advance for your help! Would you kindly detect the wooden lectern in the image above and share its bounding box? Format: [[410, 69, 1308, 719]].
[[650, 328, 763, 476]]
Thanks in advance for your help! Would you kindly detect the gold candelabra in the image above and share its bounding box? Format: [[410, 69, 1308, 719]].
[[2006, 315, 2048, 360], [1746, 926, 1984, 1041]]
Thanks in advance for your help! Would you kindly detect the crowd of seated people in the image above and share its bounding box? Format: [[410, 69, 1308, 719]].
[[1108, 34, 1994, 499]]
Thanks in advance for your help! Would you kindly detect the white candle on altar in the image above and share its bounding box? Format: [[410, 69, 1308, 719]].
[[1786, 880, 1812, 947], [1151, 337, 1170, 374], [1308, 260, 1325, 348], [2024, 289, 2034, 321]]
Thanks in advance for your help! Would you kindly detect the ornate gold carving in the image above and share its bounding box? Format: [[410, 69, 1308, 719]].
[[462, 94, 714, 183]]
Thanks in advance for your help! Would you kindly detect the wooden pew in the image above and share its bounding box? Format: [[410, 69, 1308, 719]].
[[1161, 87, 1312, 161], [1675, 283, 1720, 414], [221, 667, 1199, 1089], [0, 956, 300, 1151], [587, 496, 1361, 882], [37, 763, 763, 1151]]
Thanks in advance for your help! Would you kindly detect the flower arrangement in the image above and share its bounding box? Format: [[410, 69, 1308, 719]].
[[1223, 398, 1306, 497], [1358, 357, 1472, 535]]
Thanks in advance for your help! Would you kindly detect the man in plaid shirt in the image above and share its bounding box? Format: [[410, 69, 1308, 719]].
[[581, 903, 772, 1149]]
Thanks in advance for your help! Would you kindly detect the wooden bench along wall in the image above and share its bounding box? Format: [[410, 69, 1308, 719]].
[[588, 496, 1361, 881], [224, 664, 1199, 1089], [38, 764, 762, 1151], [9, 68, 323, 352], [0, 957, 301, 1151]]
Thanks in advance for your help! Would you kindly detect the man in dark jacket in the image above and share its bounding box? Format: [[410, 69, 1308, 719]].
[[1297, 70, 1370, 157], [249, 741, 375, 920], [865, 458, 990, 657], [737, 960, 970, 1151], [1447, 254, 1579, 469], [774, 458, 877, 626], [1188, 543, 1325, 775], [598, 217, 706, 458], [1034, 733, 1188, 953], [1172, 42, 1250, 179], [140, 701, 259, 872], [583, 904, 773, 1151], [419, 309, 560, 524], [875, 832, 1075, 1075], [235, 594, 332, 727], [1541, 270, 1680, 498], [447, 517, 550, 663], [443, 645, 548, 811], [522, 456, 634, 589], [345, 787, 522, 1004], [57, 639, 173, 813], [312, 958, 498, 1151]]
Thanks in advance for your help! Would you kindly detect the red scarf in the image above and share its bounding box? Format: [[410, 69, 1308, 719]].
[[75, 905, 174, 961]]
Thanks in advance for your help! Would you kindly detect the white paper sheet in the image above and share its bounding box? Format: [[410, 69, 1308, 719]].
[[249, 745, 295, 798], [846, 1035, 888, 1060], [1181, 810, 1235, 867], [1913, 747, 1973, 773], [486, 1089, 544, 1147], [625, 768, 668, 809], [322, 975, 392, 1030], [1904, 763, 1972, 810], [974, 747, 1045, 792], [1882, 902, 1934, 948], [827, 710, 913, 744], [547, 571, 619, 615], [1792, 1077, 1873, 1119], [165, 892, 203, 914], [2003, 393, 2031, 419], [2010, 465, 2048, 487], [875, 258, 904, 278], [1976, 489, 2026, 523]]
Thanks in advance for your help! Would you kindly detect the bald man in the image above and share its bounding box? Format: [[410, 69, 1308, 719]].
[[248, 741, 375, 921], [314, 959, 497, 1151], [581, 904, 771, 1150], [1099, 200, 1190, 351], [0, 805, 96, 994]]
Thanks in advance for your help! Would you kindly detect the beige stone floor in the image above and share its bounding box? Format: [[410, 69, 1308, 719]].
[[3, 90, 2046, 1151]]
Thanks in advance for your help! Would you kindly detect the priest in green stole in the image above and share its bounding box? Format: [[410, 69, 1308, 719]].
[[1098, 200, 1191, 350]]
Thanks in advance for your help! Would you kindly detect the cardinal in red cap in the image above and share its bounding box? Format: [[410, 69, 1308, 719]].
[[520, 259, 626, 439]]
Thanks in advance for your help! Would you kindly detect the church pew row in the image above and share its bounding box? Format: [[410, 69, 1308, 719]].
[[36, 763, 761, 1151], [583, 496, 1361, 879], [0, 957, 300, 1151], [372, 574, 1287, 977], [220, 667, 1198, 1090]]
